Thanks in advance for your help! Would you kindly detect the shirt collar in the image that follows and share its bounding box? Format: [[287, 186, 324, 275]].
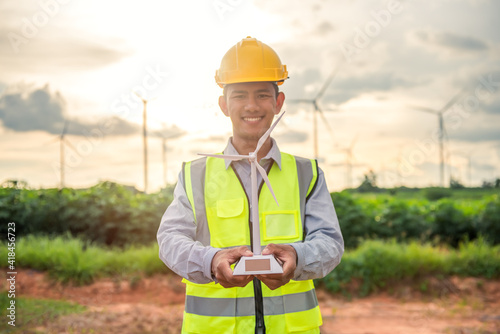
[[223, 137, 282, 170]]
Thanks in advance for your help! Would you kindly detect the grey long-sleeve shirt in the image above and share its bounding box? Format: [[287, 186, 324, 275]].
[[157, 138, 344, 284]]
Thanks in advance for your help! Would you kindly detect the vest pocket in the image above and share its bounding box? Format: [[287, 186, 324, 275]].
[[217, 198, 244, 218], [209, 198, 248, 248], [261, 210, 300, 242]]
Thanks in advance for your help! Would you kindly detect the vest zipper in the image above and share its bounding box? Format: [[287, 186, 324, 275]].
[[253, 277, 266, 334]]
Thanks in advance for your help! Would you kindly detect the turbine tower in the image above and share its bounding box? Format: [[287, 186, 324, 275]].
[[48, 121, 76, 188], [134, 92, 155, 193], [411, 87, 467, 187], [341, 135, 359, 189], [288, 60, 343, 159]]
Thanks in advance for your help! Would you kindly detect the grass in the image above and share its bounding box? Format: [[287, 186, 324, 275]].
[[1, 235, 499, 297], [0, 294, 87, 333], [0, 234, 170, 285], [319, 238, 500, 297]]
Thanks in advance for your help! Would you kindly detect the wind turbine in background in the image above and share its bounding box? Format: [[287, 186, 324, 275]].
[[155, 123, 186, 187], [410, 87, 468, 187], [329, 135, 365, 189], [341, 135, 364, 189], [133, 92, 156, 194], [287, 60, 344, 159], [341, 135, 359, 189], [45, 121, 77, 188]]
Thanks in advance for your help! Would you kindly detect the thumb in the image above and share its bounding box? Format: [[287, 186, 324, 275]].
[[236, 246, 253, 257], [261, 244, 275, 255]]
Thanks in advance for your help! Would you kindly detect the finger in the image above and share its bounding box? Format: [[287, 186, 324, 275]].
[[225, 275, 253, 288], [261, 244, 276, 255], [234, 246, 253, 257]]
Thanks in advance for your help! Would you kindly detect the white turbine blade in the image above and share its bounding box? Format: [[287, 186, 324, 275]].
[[439, 86, 468, 114], [255, 162, 279, 206], [65, 139, 78, 152], [316, 106, 335, 139], [255, 111, 286, 154], [198, 153, 248, 161]]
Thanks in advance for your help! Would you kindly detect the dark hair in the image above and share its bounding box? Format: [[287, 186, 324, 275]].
[[223, 82, 279, 99]]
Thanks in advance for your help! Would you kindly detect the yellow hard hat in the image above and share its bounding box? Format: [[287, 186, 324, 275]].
[[215, 36, 289, 88]]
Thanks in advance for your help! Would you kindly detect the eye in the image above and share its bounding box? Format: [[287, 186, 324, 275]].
[[258, 94, 271, 99]]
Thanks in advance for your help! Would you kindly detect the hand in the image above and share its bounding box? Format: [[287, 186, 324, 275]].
[[256, 243, 297, 290], [211, 246, 254, 288]]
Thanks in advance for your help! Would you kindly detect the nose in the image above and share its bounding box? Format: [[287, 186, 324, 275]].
[[244, 95, 259, 112]]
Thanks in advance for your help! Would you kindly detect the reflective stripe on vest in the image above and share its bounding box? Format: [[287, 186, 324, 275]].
[[186, 289, 318, 317], [182, 152, 321, 334]]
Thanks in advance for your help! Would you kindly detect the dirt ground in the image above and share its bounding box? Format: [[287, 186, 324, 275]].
[[3, 269, 500, 334]]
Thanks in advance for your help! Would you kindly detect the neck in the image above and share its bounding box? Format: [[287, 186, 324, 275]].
[[231, 137, 272, 162]]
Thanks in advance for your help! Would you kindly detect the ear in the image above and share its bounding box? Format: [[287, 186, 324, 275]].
[[219, 95, 229, 117], [275, 91, 285, 115]]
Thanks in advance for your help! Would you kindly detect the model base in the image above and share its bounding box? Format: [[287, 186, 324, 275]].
[[233, 254, 284, 275]]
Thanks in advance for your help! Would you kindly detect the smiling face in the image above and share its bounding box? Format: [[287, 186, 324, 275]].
[[219, 82, 285, 153]]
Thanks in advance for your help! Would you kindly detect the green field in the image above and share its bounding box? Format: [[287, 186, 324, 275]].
[[1, 183, 499, 297], [1, 235, 498, 297]]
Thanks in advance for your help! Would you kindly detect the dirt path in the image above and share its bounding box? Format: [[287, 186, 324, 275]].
[[4, 269, 500, 334]]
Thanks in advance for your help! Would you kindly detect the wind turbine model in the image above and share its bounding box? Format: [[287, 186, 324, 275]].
[[410, 87, 467, 187], [288, 61, 343, 159], [198, 111, 286, 275]]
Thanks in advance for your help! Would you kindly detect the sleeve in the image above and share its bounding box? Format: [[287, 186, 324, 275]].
[[156, 169, 220, 284], [290, 167, 344, 281]]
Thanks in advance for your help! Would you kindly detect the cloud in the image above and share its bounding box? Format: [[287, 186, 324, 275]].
[[0, 34, 132, 74], [274, 130, 309, 144], [483, 99, 500, 114], [315, 21, 335, 36], [413, 30, 488, 52], [0, 85, 139, 137], [321, 71, 419, 104], [448, 127, 500, 142], [150, 124, 186, 140], [0, 0, 133, 76]]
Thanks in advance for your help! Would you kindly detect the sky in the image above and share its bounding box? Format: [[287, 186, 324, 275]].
[[1, 0, 499, 192]]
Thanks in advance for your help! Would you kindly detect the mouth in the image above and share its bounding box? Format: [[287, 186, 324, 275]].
[[243, 116, 264, 122]]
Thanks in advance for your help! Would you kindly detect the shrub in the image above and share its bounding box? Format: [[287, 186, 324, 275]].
[[476, 195, 500, 245], [424, 187, 452, 201], [332, 192, 374, 248], [430, 200, 476, 247], [0, 182, 174, 247], [373, 200, 431, 242], [319, 239, 500, 296]]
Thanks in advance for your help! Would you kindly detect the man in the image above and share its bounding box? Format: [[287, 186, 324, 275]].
[[157, 36, 344, 334]]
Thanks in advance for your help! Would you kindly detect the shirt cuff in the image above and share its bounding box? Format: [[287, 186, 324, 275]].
[[203, 247, 222, 282], [290, 243, 306, 279]]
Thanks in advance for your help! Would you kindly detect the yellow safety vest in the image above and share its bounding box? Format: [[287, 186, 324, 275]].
[[182, 152, 321, 334]]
